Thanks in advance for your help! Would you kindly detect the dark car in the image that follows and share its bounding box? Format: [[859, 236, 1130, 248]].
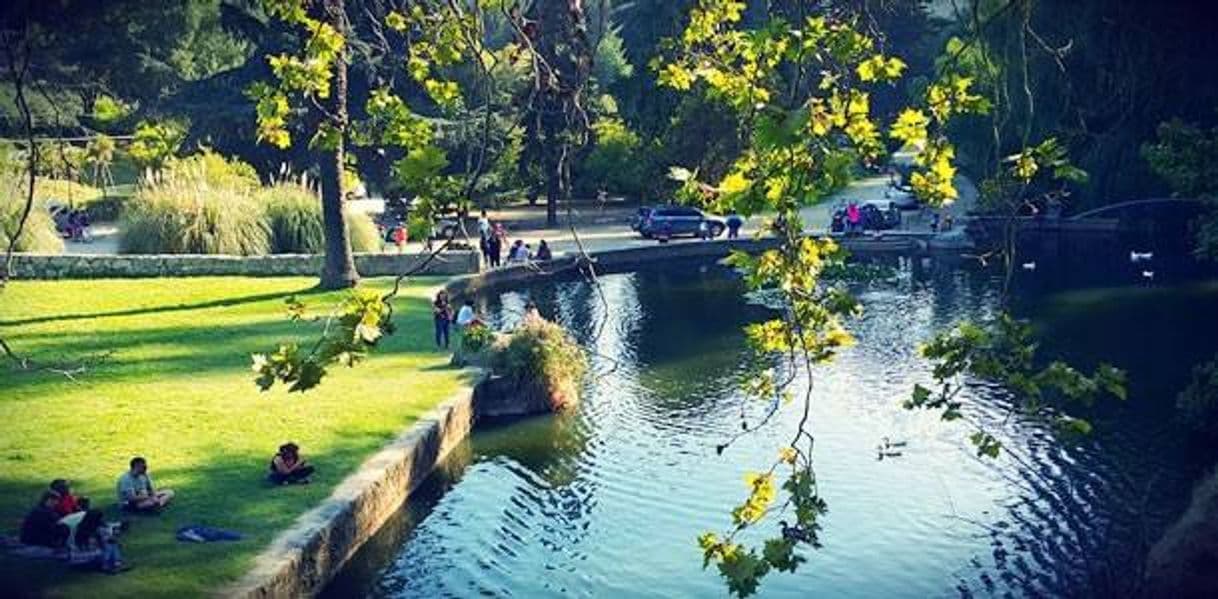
[[636, 205, 726, 239]]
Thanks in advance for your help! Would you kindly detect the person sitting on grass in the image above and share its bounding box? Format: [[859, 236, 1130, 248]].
[[62, 509, 126, 573], [20, 491, 67, 548], [116, 457, 174, 513], [269, 443, 314, 485], [50, 479, 86, 517]]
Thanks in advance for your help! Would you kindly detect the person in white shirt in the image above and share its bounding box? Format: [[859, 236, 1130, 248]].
[[455, 299, 477, 327], [477, 210, 491, 239]]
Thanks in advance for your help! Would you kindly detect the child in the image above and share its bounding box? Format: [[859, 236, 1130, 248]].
[[63, 509, 126, 573], [50, 479, 85, 517]]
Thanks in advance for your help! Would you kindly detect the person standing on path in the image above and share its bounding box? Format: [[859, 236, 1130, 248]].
[[433, 291, 454, 349], [846, 201, 861, 234], [726, 212, 744, 239], [487, 230, 503, 267], [478, 209, 491, 239]]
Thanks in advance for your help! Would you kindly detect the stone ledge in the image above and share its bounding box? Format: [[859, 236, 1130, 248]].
[[9, 251, 481, 279], [223, 375, 481, 599], [443, 234, 963, 298]]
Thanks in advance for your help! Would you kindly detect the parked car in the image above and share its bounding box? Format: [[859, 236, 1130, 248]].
[[433, 216, 461, 240], [884, 185, 921, 210], [636, 205, 726, 239]]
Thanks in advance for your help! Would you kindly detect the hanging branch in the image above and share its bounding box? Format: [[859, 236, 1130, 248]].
[[1, 16, 37, 287]]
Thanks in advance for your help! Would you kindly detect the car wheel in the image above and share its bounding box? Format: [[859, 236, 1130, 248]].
[[709, 224, 725, 238]]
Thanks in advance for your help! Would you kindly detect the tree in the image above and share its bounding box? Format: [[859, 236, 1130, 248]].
[[656, 2, 1123, 594], [516, 0, 595, 227], [250, 0, 358, 289], [1141, 116, 1218, 259]]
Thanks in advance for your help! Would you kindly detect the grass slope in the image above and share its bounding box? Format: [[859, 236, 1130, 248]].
[[0, 277, 465, 597]]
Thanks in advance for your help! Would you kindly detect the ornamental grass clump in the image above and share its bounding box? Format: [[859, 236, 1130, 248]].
[[121, 156, 270, 255], [260, 183, 380, 254], [1, 195, 63, 253], [1, 157, 63, 254]]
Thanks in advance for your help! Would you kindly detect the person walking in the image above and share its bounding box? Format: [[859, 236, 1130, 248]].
[[726, 212, 744, 239], [433, 291, 453, 349]]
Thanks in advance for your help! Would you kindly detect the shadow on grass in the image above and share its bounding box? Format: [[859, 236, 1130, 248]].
[[0, 294, 442, 399], [0, 433, 434, 597], [0, 286, 325, 328]]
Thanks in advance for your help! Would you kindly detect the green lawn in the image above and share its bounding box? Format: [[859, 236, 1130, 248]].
[[0, 276, 468, 597]]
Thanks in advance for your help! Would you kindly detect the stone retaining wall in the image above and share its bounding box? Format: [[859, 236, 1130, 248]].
[[443, 234, 955, 298], [225, 380, 479, 598], [9, 251, 481, 279]]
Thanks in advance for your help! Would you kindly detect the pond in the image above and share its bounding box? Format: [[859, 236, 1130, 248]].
[[326, 256, 1218, 598]]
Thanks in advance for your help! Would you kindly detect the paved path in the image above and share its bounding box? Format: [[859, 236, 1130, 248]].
[[60, 173, 977, 260]]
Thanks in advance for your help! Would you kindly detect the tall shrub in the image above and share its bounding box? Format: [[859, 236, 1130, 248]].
[[260, 183, 379, 254], [1, 196, 63, 253], [1, 148, 63, 253], [121, 176, 270, 255]]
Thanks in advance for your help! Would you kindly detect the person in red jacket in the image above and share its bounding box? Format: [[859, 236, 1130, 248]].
[[392, 225, 407, 252], [50, 479, 85, 516]]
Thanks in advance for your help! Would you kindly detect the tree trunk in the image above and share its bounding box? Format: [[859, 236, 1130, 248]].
[[524, 0, 592, 229], [543, 124, 562, 227], [318, 0, 358, 290]]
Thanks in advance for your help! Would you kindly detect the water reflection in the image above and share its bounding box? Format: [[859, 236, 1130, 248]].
[[327, 258, 1216, 598]]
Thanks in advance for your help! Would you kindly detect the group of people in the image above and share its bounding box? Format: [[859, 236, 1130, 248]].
[[432, 290, 480, 349], [12, 446, 314, 575], [14, 456, 175, 574], [49, 205, 91, 242], [476, 210, 553, 267]]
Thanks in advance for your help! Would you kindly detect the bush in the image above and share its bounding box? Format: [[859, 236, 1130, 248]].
[[460, 323, 495, 353], [347, 211, 381, 253], [406, 214, 433, 242], [1, 155, 63, 253], [491, 319, 587, 409], [1178, 354, 1218, 438], [580, 117, 647, 197], [121, 175, 270, 255], [159, 149, 259, 192], [1, 196, 63, 254], [260, 183, 380, 254]]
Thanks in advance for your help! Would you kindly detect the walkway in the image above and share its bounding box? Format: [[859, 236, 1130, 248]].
[[58, 173, 977, 259]]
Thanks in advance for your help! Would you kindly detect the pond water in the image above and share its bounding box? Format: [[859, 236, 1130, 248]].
[[327, 257, 1218, 598]]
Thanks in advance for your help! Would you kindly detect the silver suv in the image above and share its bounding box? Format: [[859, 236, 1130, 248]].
[[635, 206, 726, 239]]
